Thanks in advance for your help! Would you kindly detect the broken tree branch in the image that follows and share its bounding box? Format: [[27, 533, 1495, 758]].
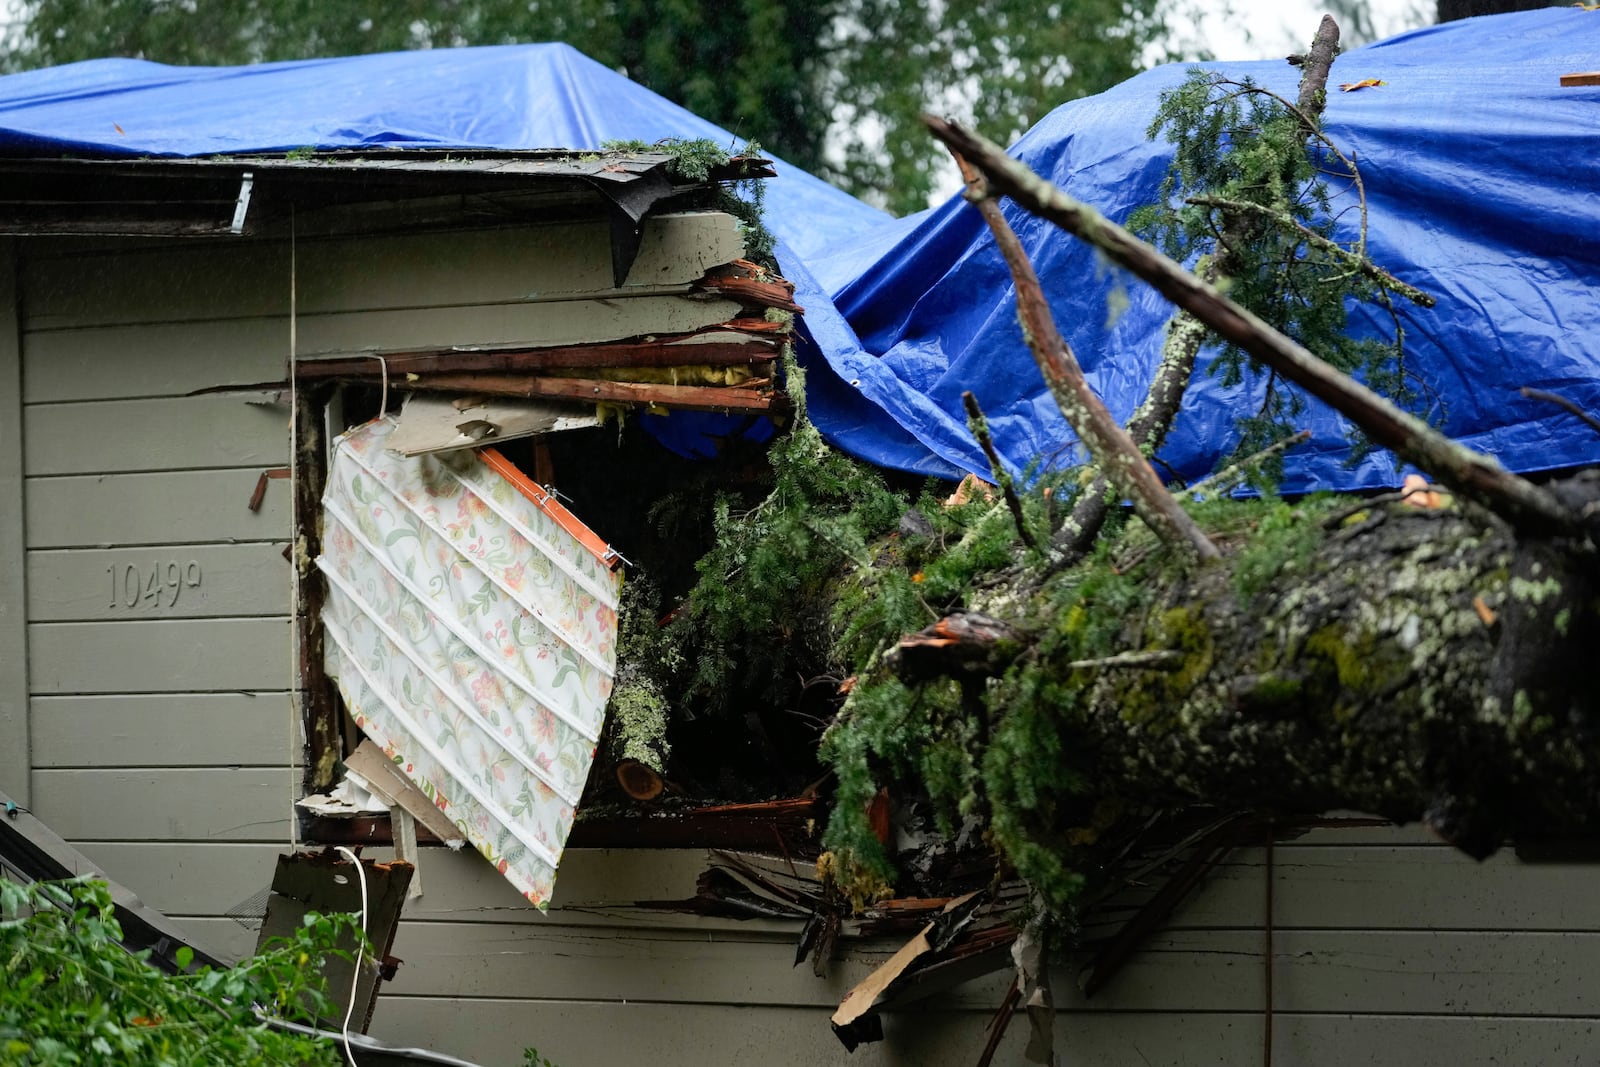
[[975, 978, 1022, 1067], [1050, 262, 1215, 563], [1520, 386, 1600, 439], [1185, 196, 1435, 307], [962, 391, 1037, 551], [1050, 15, 1340, 563], [1185, 429, 1312, 499], [926, 116, 1581, 540], [949, 149, 1220, 564], [1295, 15, 1341, 131], [1062, 650, 1186, 672]]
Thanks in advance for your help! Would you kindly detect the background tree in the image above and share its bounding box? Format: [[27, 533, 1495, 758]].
[[3, 0, 1171, 213]]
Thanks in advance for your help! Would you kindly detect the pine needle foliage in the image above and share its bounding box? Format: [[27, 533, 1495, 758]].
[[676, 352, 904, 716], [0, 877, 361, 1066], [1132, 69, 1423, 465]]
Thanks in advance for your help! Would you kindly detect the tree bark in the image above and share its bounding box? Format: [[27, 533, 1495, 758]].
[[979, 500, 1600, 858], [949, 149, 1219, 564]]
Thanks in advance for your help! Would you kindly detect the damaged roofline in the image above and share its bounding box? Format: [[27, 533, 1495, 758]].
[[0, 149, 776, 286]]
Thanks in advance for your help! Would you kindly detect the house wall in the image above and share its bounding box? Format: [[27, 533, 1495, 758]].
[[5, 226, 1600, 1067]]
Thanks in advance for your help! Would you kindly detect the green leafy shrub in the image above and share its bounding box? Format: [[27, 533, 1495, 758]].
[[0, 877, 361, 1066]]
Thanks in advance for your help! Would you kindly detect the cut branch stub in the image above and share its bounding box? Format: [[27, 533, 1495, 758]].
[[949, 148, 1220, 564], [616, 760, 666, 801], [885, 612, 1024, 684], [926, 116, 1581, 541], [1296, 15, 1341, 130]]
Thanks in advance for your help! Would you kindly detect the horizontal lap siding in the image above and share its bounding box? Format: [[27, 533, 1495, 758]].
[[19, 232, 303, 942], [17, 223, 1600, 1067], [368, 1001, 1600, 1067], [63, 833, 1600, 1063]]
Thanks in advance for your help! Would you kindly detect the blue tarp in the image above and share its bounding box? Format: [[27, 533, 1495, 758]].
[[801, 7, 1600, 492], [1, 16, 1596, 490], [0, 42, 889, 266]]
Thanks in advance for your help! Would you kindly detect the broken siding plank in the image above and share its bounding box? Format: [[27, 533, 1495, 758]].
[[25, 469, 290, 547], [405, 373, 776, 412], [381, 919, 892, 1006], [22, 214, 746, 331], [255, 850, 412, 1032], [22, 318, 288, 404], [31, 693, 296, 767], [24, 395, 288, 476], [28, 618, 291, 693], [291, 295, 744, 357], [27, 543, 291, 621], [30, 768, 295, 841]]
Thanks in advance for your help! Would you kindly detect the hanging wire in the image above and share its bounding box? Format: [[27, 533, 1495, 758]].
[[333, 847, 369, 1067], [372, 355, 390, 419], [286, 209, 301, 854]]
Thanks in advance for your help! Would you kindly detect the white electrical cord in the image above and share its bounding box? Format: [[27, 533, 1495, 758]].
[[333, 846, 369, 1067], [371, 354, 390, 419]]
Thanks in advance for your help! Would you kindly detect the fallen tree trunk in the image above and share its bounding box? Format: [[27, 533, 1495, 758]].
[[945, 495, 1600, 862]]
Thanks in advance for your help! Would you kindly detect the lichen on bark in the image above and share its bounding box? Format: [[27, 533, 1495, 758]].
[[820, 489, 1600, 913]]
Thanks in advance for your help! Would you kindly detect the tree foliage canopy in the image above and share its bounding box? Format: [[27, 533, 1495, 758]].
[[5, 0, 1172, 212]]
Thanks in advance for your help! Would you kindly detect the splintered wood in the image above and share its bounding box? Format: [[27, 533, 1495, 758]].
[[287, 219, 799, 418]]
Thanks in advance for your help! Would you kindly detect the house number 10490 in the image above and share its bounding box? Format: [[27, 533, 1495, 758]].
[[107, 560, 202, 609]]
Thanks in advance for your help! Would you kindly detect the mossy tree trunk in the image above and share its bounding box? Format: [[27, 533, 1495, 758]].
[[947, 498, 1600, 860]]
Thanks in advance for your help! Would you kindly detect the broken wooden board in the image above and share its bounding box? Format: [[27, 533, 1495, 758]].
[[300, 793, 828, 854], [386, 394, 598, 456], [289, 331, 780, 381], [830, 891, 984, 1049], [254, 849, 413, 1035], [344, 740, 466, 848], [402, 373, 779, 413]]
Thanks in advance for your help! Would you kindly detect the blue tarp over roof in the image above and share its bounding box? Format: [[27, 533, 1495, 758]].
[[2, 15, 1596, 491], [0, 42, 889, 265], [801, 7, 1600, 491]]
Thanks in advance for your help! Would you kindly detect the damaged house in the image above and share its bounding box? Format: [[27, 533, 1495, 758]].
[[5, 10, 1600, 1066]]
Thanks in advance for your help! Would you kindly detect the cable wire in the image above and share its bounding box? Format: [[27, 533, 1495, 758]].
[[333, 846, 369, 1067]]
